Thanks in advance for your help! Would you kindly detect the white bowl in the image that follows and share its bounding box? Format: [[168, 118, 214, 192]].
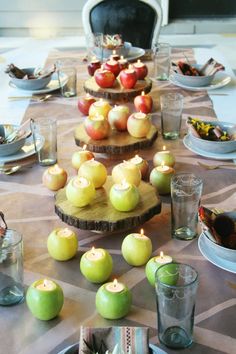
[[11, 67, 52, 91], [173, 64, 215, 87], [94, 42, 132, 59], [0, 124, 26, 157]]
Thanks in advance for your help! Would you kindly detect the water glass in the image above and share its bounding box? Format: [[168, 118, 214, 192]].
[[0, 229, 24, 306], [155, 263, 198, 349], [31, 117, 57, 166], [153, 43, 171, 80], [86, 32, 104, 62], [60, 67, 77, 97], [171, 173, 203, 240], [160, 93, 183, 140]]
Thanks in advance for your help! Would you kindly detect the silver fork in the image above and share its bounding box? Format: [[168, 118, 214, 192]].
[[8, 94, 52, 102], [197, 161, 236, 170]]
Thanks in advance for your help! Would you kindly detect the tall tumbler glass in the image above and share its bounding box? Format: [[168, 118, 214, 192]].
[[0, 229, 24, 306], [153, 43, 171, 81], [160, 93, 183, 140], [171, 173, 203, 240], [86, 32, 104, 62], [155, 263, 198, 349]]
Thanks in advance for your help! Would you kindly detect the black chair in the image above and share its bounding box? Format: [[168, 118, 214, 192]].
[[82, 0, 163, 49]]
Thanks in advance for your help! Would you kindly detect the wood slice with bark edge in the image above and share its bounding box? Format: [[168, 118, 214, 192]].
[[83, 77, 152, 100], [74, 123, 158, 154], [55, 176, 161, 232]]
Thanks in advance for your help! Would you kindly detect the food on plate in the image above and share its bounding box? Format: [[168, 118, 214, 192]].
[[5, 63, 55, 80], [173, 58, 225, 77], [187, 117, 233, 141], [102, 34, 124, 49]]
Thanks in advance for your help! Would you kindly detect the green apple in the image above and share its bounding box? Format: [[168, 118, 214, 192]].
[[121, 231, 152, 266], [26, 279, 64, 321], [109, 182, 139, 212], [150, 166, 175, 195], [80, 248, 113, 283], [47, 227, 78, 261], [71, 149, 94, 170], [96, 281, 132, 319], [78, 160, 107, 188], [66, 176, 96, 207], [155, 262, 179, 286], [145, 253, 173, 286]]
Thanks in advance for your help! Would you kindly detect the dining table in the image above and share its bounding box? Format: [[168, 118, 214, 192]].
[[0, 38, 236, 354]]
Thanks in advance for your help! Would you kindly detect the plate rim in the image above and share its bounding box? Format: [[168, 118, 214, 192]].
[[94, 46, 145, 61], [183, 134, 236, 160], [169, 72, 231, 91], [198, 233, 236, 274]]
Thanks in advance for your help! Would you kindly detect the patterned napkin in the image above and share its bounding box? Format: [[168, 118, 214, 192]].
[[79, 326, 149, 354]]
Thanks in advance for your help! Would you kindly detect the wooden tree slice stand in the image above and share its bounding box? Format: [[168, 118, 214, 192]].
[[83, 77, 152, 101], [55, 176, 161, 232], [74, 124, 158, 154]]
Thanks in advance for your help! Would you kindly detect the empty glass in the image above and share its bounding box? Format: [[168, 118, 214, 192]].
[[86, 32, 104, 62], [160, 93, 184, 140], [59, 66, 77, 97], [153, 43, 171, 81], [156, 263, 198, 349]]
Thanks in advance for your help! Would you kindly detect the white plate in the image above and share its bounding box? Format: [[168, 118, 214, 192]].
[[169, 71, 231, 91], [183, 134, 236, 161], [198, 233, 236, 274], [126, 46, 145, 61], [0, 134, 44, 164], [9, 72, 68, 94]]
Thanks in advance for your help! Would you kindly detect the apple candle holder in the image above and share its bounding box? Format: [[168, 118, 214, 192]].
[[150, 163, 175, 195], [94, 67, 116, 88], [71, 145, 94, 170], [128, 154, 149, 179], [104, 60, 120, 77], [87, 57, 101, 76], [78, 94, 96, 115], [153, 146, 175, 167], [109, 179, 140, 212], [78, 159, 107, 188], [108, 104, 129, 131], [120, 65, 137, 89], [118, 56, 128, 70], [134, 91, 153, 114], [84, 114, 110, 140], [112, 161, 141, 186], [89, 99, 112, 119], [47, 227, 78, 261], [127, 112, 151, 138], [66, 176, 96, 207], [42, 164, 67, 191], [145, 251, 173, 286], [133, 59, 148, 80]]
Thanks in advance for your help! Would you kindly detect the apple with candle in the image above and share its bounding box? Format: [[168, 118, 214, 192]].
[[47, 227, 78, 261], [94, 67, 116, 88], [133, 59, 148, 80], [134, 91, 153, 114], [150, 163, 175, 195], [87, 57, 101, 76], [26, 279, 64, 321], [71, 145, 94, 170], [108, 105, 129, 131], [119, 65, 137, 89], [89, 99, 112, 119], [84, 114, 110, 140], [96, 279, 132, 319], [128, 154, 149, 180], [109, 180, 140, 212], [145, 251, 173, 286], [118, 56, 128, 70], [153, 146, 175, 168], [77, 94, 96, 115], [112, 161, 141, 187], [80, 247, 113, 283], [104, 59, 120, 77], [121, 229, 152, 266], [42, 164, 67, 191], [127, 112, 151, 138], [66, 176, 95, 207], [78, 159, 107, 188]]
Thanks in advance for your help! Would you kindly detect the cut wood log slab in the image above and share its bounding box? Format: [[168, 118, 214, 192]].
[[74, 123, 158, 154], [55, 176, 161, 232], [83, 77, 152, 100]]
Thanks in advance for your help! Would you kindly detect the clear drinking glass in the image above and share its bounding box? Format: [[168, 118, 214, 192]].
[[153, 43, 171, 80], [171, 173, 203, 240], [59, 67, 77, 97], [0, 229, 24, 306], [160, 93, 183, 140], [155, 263, 198, 349], [86, 32, 104, 62], [30, 117, 57, 166]]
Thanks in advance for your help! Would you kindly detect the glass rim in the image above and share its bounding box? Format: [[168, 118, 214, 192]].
[[155, 262, 198, 289], [171, 172, 203, 187], [31, 117, 57, 126], [160, 93, 184, 101], [0, 229, 22, 249]]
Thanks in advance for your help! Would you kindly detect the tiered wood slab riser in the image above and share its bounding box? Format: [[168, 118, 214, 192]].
[[74, 124, 158, 154], [55, 176, 161, 232], [83, 77, 152, 101]]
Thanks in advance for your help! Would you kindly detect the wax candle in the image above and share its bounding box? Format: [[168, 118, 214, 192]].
[[110, 50, 120, 61], [118, 55, 128, 70], [26, 279, 64, 320], [84, 114, 110, 140], [127, 112, 151, 138], [120, 64, 137, 89], [71, 145, 94, 170], [89, 99, 112, 119], [42, 164, 67, 191], [66, 176, 96, 207], [121, 228, 152, 266], [112, 160, 141, 186], [129, 154, 149, 179], [150, 162, 175, 195], [134, 91, 153, 113], [153, 145, 175, 167], [78, 93, 96, 115], [108, 104, 129, 131], [109, 179, 140, 212], [145, 251, 173, 286], [78, 159, 107, 188], [87, 57, 101, 76], [133, 59, 148, 79], [47, 227, 78, 261], [104, 59, 120, 77], [80, 247, 113, 283], [96, 279, 132, 319]]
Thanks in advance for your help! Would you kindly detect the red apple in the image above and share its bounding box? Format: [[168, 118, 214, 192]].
[[108, 105, 130, 131], [94, 68, 116, 88], [133, 59, 148, 80], [104, 60, 120, 77], [71, 147, 94, 170], [120, 65, 137, 89], [78, 94, 96, 115], [87, 59, 101, 76], [84, 115, 110, 140], [134, 91, 153, 113], [42, 164, 67, 191]]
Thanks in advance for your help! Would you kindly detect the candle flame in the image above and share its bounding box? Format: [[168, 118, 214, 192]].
[[135, 154, 140, 158], [91, 246, 96, 254], [43, 279, 50, 287], [82, 144, 87, 150], [113, 50, 116, 55], [160, 251, 164, 258], [99, 98, 103, 102], [137, 59, 141, 63], [113, 279, 118, 287], [120, 55, 124, 60], [128, 64, 133, 70], [140, 228, 144, 236], [92, 56, 97, 61], [85, 93, 90, 98], [161, 161, 165, 168], [163, 145, 166, 151], [141, 91, 145, 96]]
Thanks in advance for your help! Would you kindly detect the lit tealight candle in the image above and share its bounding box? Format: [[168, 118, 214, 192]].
[[153, 145, 175, 167], [150, 162, 175, 195], [127, 112, 151, 138], [118, 55, 128, 70], [96, 279, 132, 319], [145, 251, 173, 286], [36, 279, 56, 291], [133, 59, 148, 79], [80, 247, 113, 283], [129, 154, 149, 179], [89, 98, 112, 119]]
